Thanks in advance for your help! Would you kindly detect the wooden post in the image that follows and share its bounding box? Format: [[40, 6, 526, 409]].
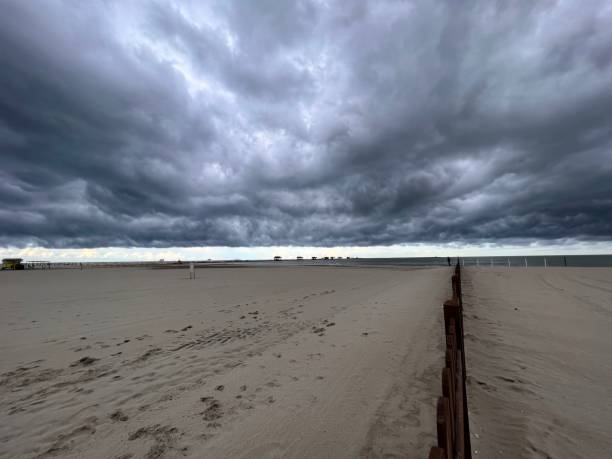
[[452, 274, 459, 300], [442, 367, 455, 444], [455, 350, 466, 459], [443, 300, 461, 345], [436, 397, 453, 459]]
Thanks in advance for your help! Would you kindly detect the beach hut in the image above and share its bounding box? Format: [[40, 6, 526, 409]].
[[2, 258, 24, 270]]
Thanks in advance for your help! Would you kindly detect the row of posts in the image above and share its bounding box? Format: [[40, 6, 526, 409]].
[[461, 256, 568, 267], [430, 263, 471, 459]]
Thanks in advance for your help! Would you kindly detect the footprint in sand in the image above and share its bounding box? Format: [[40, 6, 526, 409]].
[[110, 410, 128, 422], [475, 379, 497, 392], [200, 399, 223, 421], [70, 356, 98, 367], [73, 345, 92, 352], [43, 421, 97, 456]]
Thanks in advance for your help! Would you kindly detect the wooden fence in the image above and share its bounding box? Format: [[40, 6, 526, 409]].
[[429, 263, 471, 459]]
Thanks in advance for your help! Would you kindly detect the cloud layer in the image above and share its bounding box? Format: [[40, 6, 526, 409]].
[[1, 0, 611, 248]]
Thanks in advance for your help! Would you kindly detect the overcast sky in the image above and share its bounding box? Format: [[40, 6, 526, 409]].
[[1, 0, 612, 260]]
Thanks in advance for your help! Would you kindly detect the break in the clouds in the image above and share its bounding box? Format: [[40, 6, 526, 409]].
[[1, 0, 612, 249]]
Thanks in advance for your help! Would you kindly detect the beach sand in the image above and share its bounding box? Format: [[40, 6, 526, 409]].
[[464, 267, 612, 458], [0, 266, 450, 458]]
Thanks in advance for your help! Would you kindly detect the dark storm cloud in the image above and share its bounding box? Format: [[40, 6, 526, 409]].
[[1, 0, 611, 248]]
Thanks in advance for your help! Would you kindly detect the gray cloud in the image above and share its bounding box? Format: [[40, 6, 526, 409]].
[[1, 0, 611, 248]]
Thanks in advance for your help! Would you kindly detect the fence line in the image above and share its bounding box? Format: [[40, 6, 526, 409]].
[[429, 263, 471, 459]]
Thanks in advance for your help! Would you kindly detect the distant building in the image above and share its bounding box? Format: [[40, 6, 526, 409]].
[[297, 256, 303, 260], [2, 258, 24, 270], [312, 256, 318, 260], [274, 256, 282, 261]]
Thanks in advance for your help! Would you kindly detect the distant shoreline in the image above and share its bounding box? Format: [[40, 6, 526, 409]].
[[3, 254, 612, 270]]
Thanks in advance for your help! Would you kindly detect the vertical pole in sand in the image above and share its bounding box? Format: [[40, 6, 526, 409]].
[[490, 258, 493, 267], [476, 259, 479, 267], [462, 258, 465, 267], [524, 258, 528, 268], [189, 262, 195, 280], [544, 257, 547, 268], [507, 258, 510, 267]]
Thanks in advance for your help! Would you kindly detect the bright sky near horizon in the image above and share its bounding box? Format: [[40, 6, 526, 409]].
[[1, 1, 611, 258], [2, 241, 612, 263]]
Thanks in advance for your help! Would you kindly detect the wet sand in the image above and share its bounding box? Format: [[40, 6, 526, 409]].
[[464, 267, 612, 458], [0, 266, 450, 458]]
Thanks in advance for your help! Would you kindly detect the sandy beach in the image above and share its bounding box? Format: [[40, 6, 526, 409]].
[[464, 267, 612, 458], [0, 266, 450, 458]]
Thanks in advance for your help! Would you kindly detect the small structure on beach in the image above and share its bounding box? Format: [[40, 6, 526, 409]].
[[311, 256, 317, 260], [274, 256, 282, 261], [2, 258, 24, 270], [297, 256, 303, 260]]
